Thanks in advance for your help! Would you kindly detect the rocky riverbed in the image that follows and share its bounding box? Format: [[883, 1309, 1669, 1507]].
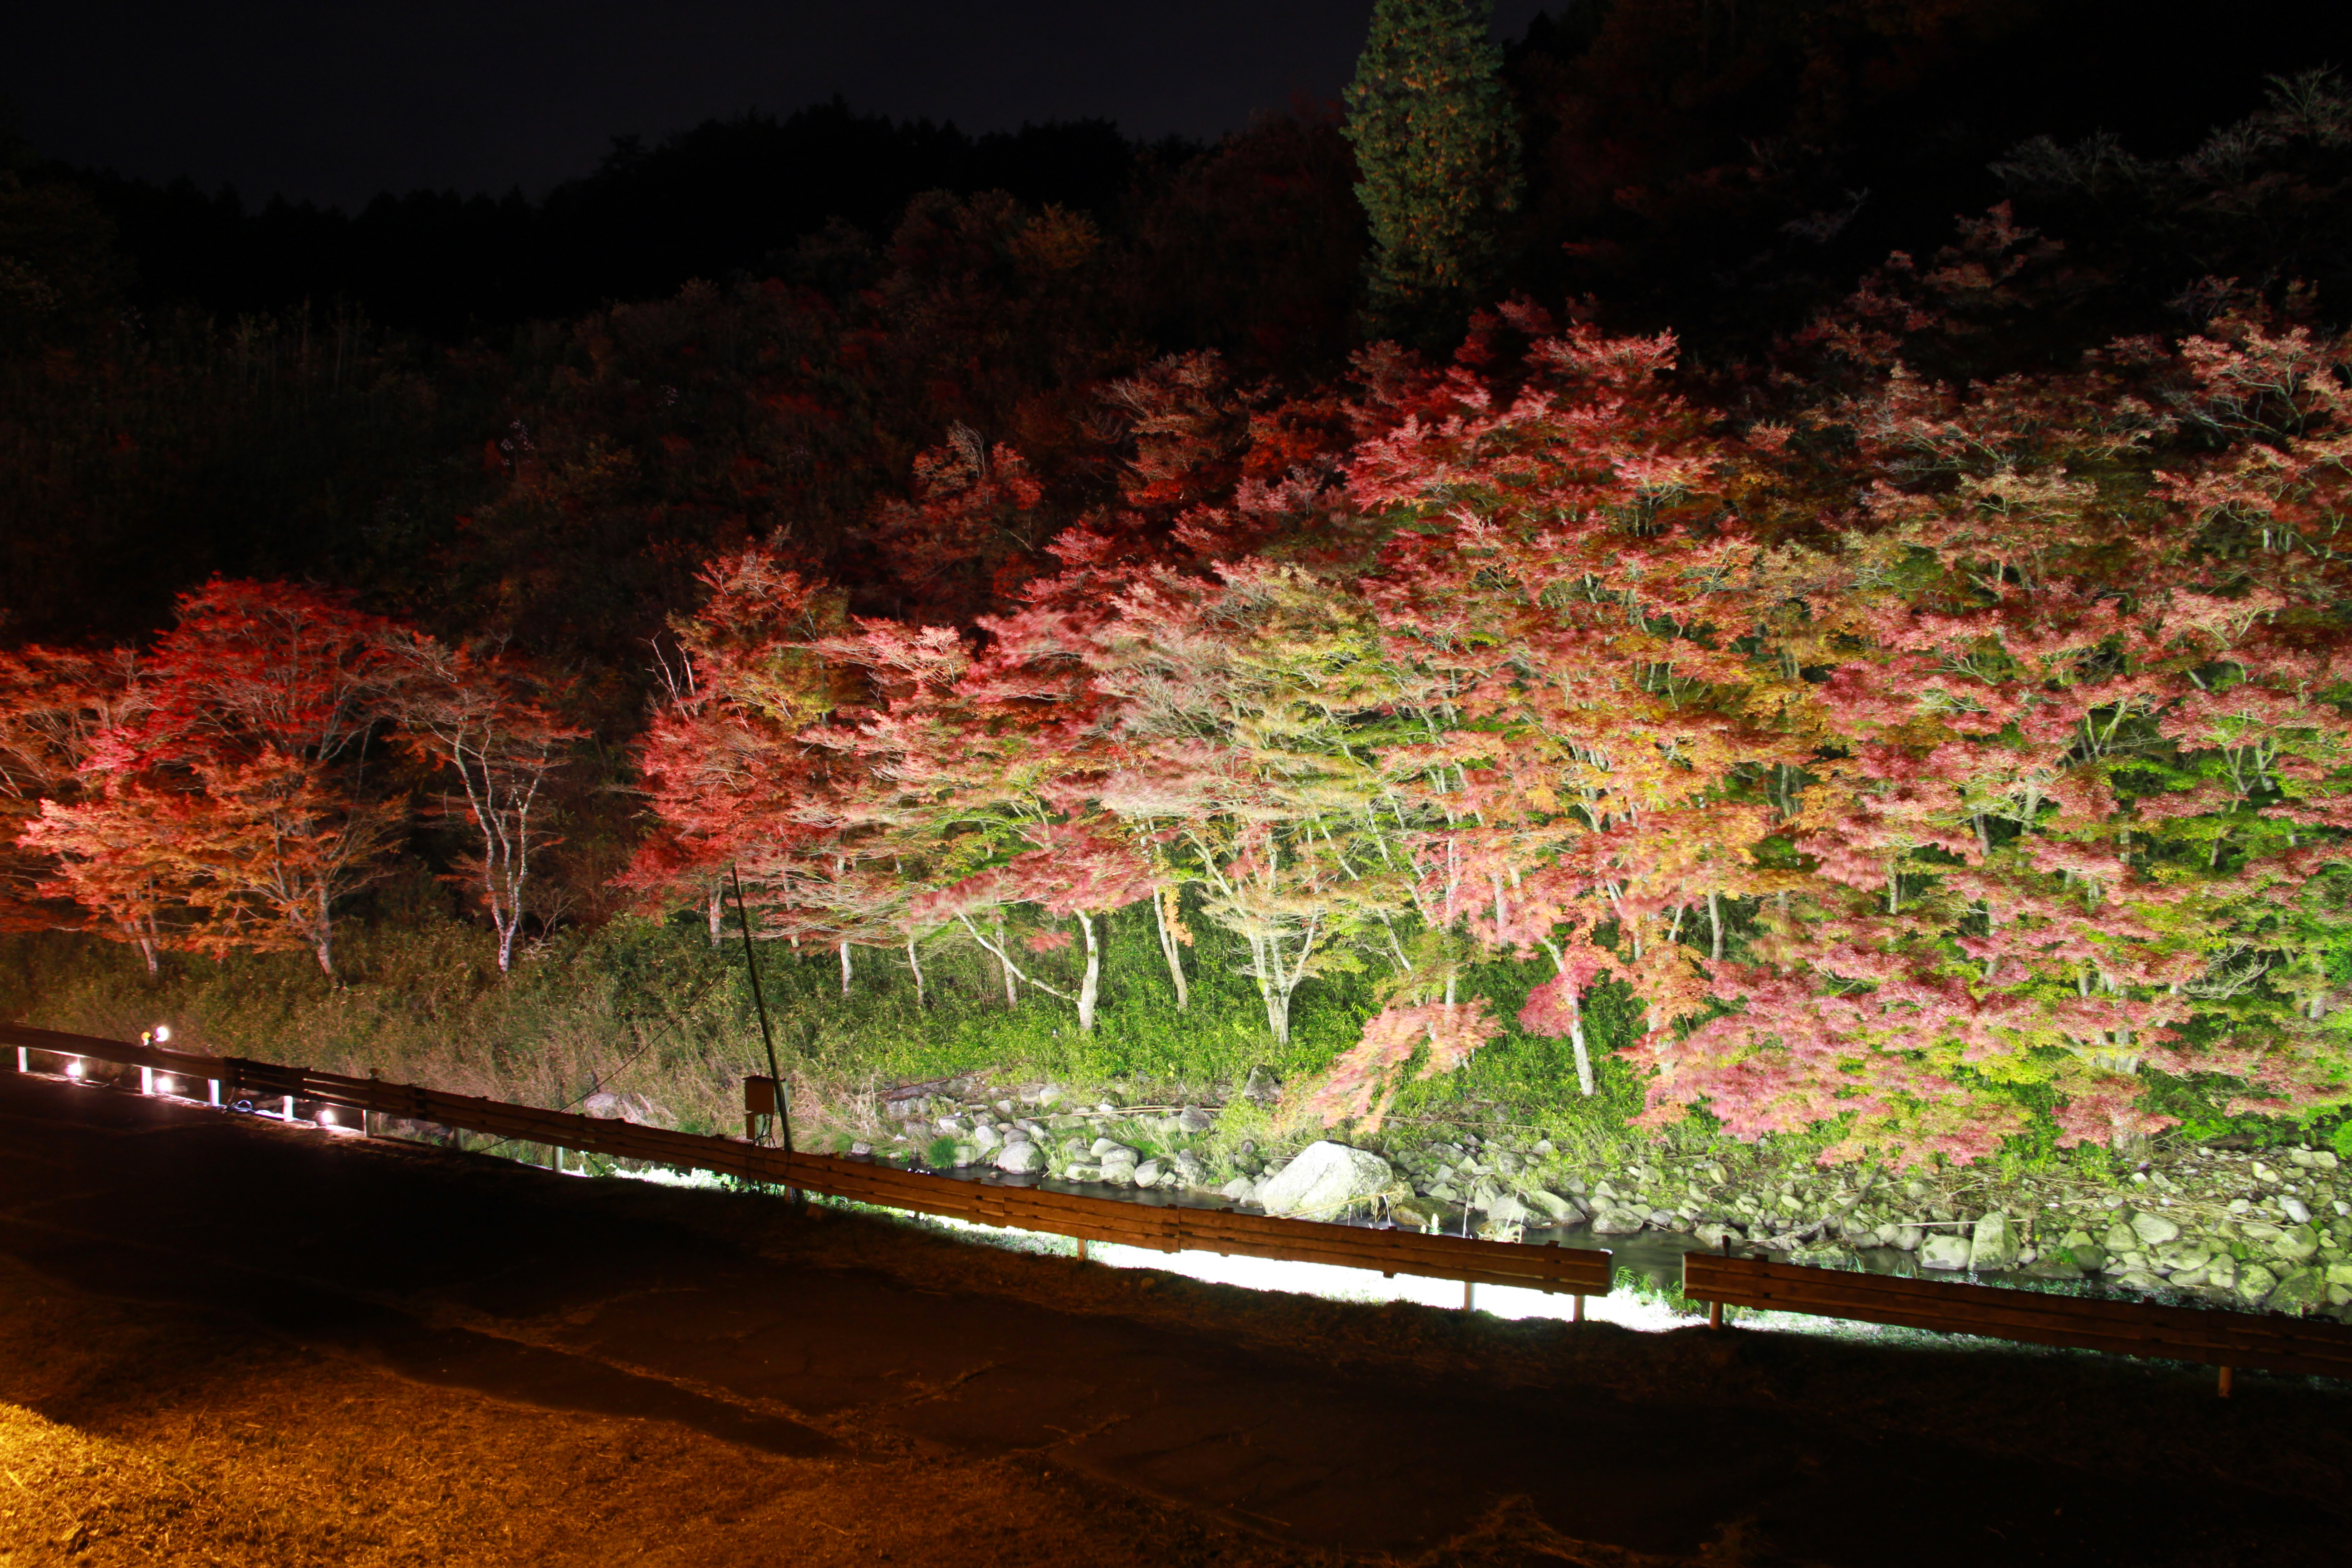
[[838, 1076, 2352, 1322]]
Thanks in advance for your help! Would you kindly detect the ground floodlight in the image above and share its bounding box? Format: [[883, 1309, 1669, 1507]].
[[319, 1109, 337, 1126], [64, 1060, 83, 1078], [153, 1024, 171, 1043], [156, 1076, 173, 1093]]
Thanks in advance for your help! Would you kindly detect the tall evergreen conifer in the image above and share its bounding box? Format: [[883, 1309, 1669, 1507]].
[[1343, 0, 1522, 343]]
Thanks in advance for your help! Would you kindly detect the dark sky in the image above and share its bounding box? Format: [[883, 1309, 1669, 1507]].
[[10, 2, 1552, 211]]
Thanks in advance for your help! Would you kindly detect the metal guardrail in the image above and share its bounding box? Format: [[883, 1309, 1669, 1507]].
[[0, 1023, 1611, 1300], [1682, 1249, 2352, 1388], [15, 1019, 2348, 1388]]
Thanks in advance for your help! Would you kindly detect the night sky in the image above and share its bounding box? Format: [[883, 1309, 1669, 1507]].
[[9, 2, 1551, 211]]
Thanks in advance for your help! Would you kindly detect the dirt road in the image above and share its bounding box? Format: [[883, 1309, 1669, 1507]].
[[0, 1072, 2343, 1565]]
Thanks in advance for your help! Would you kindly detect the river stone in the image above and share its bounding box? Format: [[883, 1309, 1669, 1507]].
[[1694, 1222, 1743, 1250], [952, 1144, 979, 1168], [1065, 1162, 1101, 1181], [1391, 1197, 1445, 1232], [2269, 1266, 2328, 1312], [1486, 1192, 1530, 1226], [994, 1141, 1044, 1174], [1590, 1204, 1650, 1236], [1969, 1213, 2019, 1273], [1171, 1151, 1208, 1188], [1921, 1234, 1973, 1270], [1218, 1176, 1254, 1204], [1890, 1224, 1923, 1252], [2282, 1196, 2313, 1225], [1132, 1159, 1163, 1189], [1177, 1106, 1217, 1133], [2237, 1263, 2279, 1303], [2129, 1211, 2181, 1246], [2270, 1224, 2322, 1264], [1523, 1189, 1577, 1224], [2328, 1263, 2352, 1286], [1255, 1141, 1394, 1219], [2205, 1252, 2239, 1290]]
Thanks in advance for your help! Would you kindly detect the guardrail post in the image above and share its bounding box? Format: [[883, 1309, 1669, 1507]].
[[2218, 1365, 2234, 1398], [207, 1077, 220, 1106], [1574, 1294, 1586, 1323], [14, 1047, 23, 1073], [281, 1094, 294, 1122], [141, 1065, 154, 1096], [1463, 1280, 1475, 1311]]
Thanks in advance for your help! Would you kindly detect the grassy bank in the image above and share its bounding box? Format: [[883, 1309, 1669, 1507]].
[[0, 905, 1664, 1157]]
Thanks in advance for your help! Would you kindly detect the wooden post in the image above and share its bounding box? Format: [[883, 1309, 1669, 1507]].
[[1709, 1300, 1723, 1330], [207, 1078, 220, 1106], [1463, 1280, 1476, 1312], [281, 1095, 294, 1122], [14, 1047, 24, 1073], [2218, 1365, 2234, 1398], [141, 1065, 154, 1095], [1077, 1237, 1089, 1264]]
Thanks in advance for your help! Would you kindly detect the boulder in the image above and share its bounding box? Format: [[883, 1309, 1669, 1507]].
[[951, 1144, 979, 1168], [1968, 1213, 2020, 1273], [1177, 1106, 1217, 1133], [1485, 1192, 1530, 1227], [2271, 1224, 2322, 1264], [1589, 1205, 1649, 1236], [1920, 1234, 1974, 1271], [994, 1142, 1044, 1174], [2268, 1266, 2328, 1312], [1170, 1151, 1208, 1188], [1132, 1159, 1163, 1189], [1693, 1222, 1743, 1251], [2102, 1220, 2140, 1253], [2281, 1196, 2313, 1225], [1522, 1189, 1578, 1225], [1090, 1137, 1133, 1159], [2205, 1252, 2239, 1290], [1255, 1141, 1394, 1219], [971, 1124, 1004, 1152], [1218, 1176, 1256, 1204], [1241, 1066, 1284, 1105], [2129, 1211, 2181, 1246], [1064, 1162, 1102, 1181], [1890, 1224, 1924, 1252], [2237, 1263, 2279, 1304]]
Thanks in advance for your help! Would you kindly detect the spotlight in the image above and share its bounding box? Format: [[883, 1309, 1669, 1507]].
[[156, 1075, 174, 1093], [64, 1060, 83, 1078], [319, 1109, 337, 1127], [153, 1024, 171, 1043]]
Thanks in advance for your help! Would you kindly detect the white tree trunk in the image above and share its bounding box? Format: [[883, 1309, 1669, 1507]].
[[1075, 911, 1100, 1033]]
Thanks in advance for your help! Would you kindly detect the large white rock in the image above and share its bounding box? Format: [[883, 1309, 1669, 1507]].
[[1254, 1141, 1392, 1218], [993, 1141, 1044, 1174], [2129, 1210, 2180, 1246]]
